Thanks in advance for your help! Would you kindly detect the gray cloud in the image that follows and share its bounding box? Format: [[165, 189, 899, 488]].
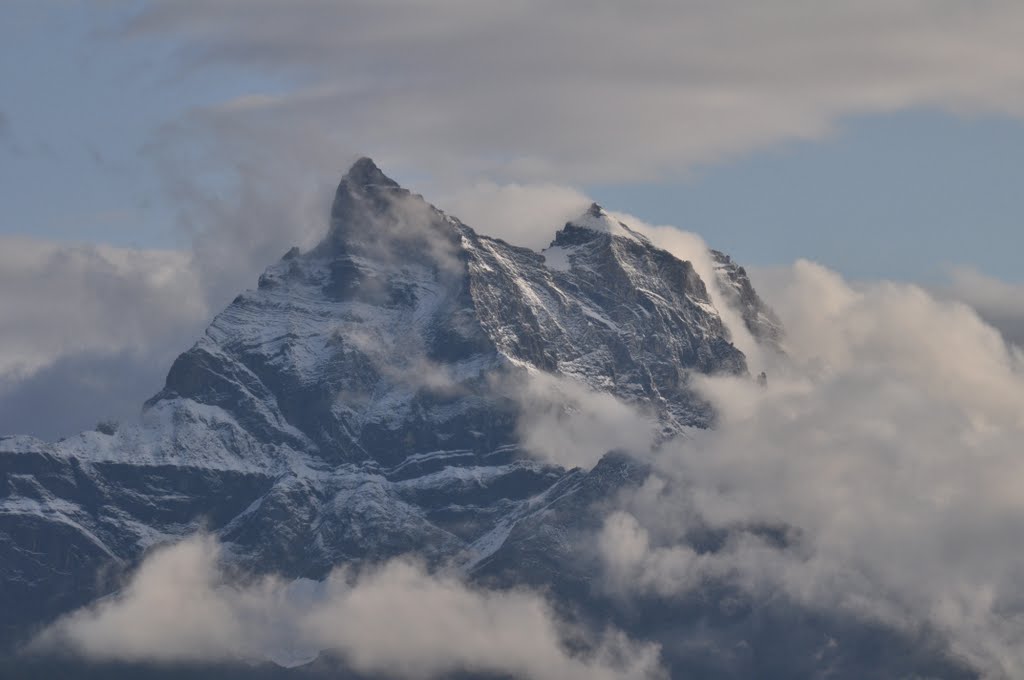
[[439, 181, 591, 250], [0, 350, 168, 440], [120, 1, 1024, 184], [585, 260, 1024, 678], [511, 370, 658, 470], [0, 237, 205, 377], [144, 115, 340, 313], [32, 534, 664, 679], [942, 267, 1024, 349], [0, 237, 209, 438], [0, 110, 357, 440]]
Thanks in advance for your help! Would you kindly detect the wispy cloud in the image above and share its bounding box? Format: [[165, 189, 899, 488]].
[[120, 1, 1024, 184], [32, 534, 664, 680], [586, 260, 1024, 677], [0, 237, 208, 437], [943, 266, 1024, 349]]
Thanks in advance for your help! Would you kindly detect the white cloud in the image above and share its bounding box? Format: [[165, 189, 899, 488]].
[[511, 370, 657, 470], [943, 266, 1024, 349], [599, 511, 712, 599], [0, 236, 210, 437], [593, 260, 1024, 678], [121, 1, 1024, 184], [439, 181, 591, 251], [33, 534, 664, 680], [0, 236, 205, 378]]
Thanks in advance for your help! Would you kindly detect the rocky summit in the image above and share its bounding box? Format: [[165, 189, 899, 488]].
[[0, 160, 966, 679]]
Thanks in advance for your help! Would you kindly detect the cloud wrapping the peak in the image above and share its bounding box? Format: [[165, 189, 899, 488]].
[[592, 260, 1024, 677], [439, 181, 591, 251]]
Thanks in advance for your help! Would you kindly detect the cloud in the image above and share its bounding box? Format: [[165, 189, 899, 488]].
[[0, 237, 209, 437], [439, 181, 591, 251], [599, 511, 714, 600], [591, 260, 1024, 677], [510, 370, 658, 470], [0, 118, 345, 439], [0, 237, 205, 378], [33, 534, 664, 680], [0, 350, 169, 440], [145, 115, 340, 313], [120, 1, 1024, 184], [943, 266, 1024, 349], [0, 143, 333, 437]]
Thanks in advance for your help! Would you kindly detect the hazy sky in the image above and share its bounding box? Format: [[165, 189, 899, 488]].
[[2, 1, 1022, 281], [2, 1, 1023, 437]]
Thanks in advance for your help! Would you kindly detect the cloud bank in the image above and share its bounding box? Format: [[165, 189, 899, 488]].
[[121, 1, 1024, 184], [944, 266, 1024, 349], [33, 535, 663, 680], [591, 260, 1024, 678], [0, 237, 208, 438]]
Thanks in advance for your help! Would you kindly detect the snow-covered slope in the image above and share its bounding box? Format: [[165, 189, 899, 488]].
[[0, 159, 780, 663]]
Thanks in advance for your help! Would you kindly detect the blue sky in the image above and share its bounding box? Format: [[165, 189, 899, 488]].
[[0, 2, 283, 249], [593, 111, 1024, 283], [3, 1, 1023, 285]]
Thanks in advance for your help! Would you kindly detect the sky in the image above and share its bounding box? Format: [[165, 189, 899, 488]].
[[2, 1, 1023, 280], [1, 0, 1023, 437]]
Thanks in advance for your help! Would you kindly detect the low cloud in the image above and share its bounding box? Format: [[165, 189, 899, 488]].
[[0, 237, 205, 378], [0, 237, 209, 437], [592, 260, 1024, 678], [943, 266, 1024, 349], [599, 511, 715, 600], [32, 535, 664, 680], [511, 370, 657, 470], [0, 350, 170, 440]]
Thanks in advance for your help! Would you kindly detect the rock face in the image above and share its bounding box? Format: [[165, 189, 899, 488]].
[[0, 160, 969, 678]]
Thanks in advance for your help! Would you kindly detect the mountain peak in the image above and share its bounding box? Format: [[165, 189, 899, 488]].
[[321, 156, 456, 260], [324, 157, 407, 244], [342, 156, 401, 189]]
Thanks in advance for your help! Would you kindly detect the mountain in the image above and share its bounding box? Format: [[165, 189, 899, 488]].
[[0, 160, 970, 678]]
